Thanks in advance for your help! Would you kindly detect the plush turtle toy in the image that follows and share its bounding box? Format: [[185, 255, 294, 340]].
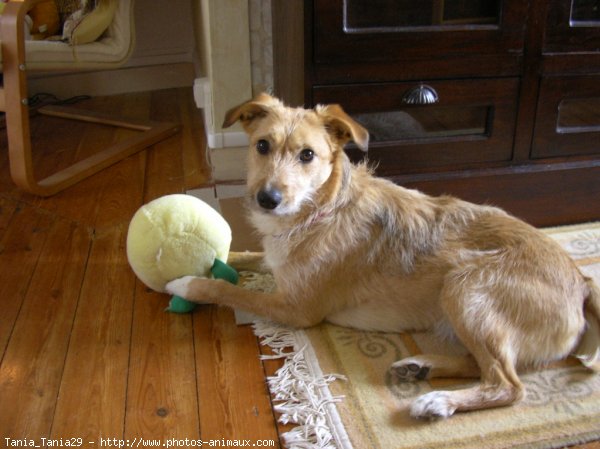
[[126, 194, 238, 313]]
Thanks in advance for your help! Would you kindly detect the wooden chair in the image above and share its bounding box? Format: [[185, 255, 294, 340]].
[[0, 0, 180, 196]]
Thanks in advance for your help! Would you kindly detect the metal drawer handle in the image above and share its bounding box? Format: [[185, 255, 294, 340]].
[[402, 84, 439, 105]]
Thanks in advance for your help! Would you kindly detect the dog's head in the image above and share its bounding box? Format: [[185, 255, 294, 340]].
[[223, 93, 368, 218]]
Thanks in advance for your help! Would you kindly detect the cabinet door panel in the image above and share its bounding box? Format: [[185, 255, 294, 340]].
[[313, 0, 526, 65], [313, 78, 519, 176], [344, 0, 500, 31], [544, 0, 600, 54], [532, 76, 600, 159]]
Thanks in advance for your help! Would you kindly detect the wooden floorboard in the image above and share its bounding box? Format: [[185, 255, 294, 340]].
[[1, 86, 596, 449], [0, 217, 91, 438], [193, 306, 280, 444], [0, 203, 54, 357], [50, 226, 135, 441], [125, 281, 200, 440]]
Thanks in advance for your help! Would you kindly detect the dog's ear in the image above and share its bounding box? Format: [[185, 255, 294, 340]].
[[318, 104, 369, 152], [222, 93, 279, 132]]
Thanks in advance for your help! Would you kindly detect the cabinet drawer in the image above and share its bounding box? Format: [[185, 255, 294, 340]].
[[532, 76, 600, 159], [312, 78, 519, 176]]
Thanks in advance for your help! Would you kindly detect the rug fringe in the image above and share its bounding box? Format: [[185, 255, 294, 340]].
[[253, 321, 349, 449]]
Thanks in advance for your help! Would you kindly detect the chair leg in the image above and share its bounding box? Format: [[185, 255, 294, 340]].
[[1, 1, 180, 197], [2, 1, 39, 193], [4, 98, 179, 198], [5, 100, 180, 199]]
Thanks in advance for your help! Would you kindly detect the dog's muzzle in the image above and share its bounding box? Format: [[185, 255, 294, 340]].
[[257, 187, 282, 210]]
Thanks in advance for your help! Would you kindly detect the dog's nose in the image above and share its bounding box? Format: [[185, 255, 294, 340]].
[[257, 188, 282, 210]]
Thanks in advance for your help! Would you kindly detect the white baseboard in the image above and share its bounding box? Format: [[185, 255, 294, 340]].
[[194, 77, 249, 149], [209, 146, 247, 182]]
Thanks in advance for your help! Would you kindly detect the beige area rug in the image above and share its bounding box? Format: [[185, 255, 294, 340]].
[[250, 222, 600, 449]]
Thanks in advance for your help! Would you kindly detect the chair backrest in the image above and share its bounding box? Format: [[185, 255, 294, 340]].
[[0, 0, 134, 71]]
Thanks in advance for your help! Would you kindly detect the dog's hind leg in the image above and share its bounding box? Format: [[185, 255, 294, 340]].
[[573, 277, 600, 371], [410, 273, 524, 419], [390, 354, 480, 382], [409, 337, 524, 419]]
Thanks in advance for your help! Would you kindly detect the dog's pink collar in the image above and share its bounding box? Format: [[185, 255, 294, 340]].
[[305, 209, 334, 228], [271, 208, 334, 240]]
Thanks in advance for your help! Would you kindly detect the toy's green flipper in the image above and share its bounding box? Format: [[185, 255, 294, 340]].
[[211, 258, 239, 284], [166, 295, 197, 313], [165, 259, 238, 314]]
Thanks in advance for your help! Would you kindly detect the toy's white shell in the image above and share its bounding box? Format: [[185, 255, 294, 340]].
[[126, 194, 231, 292]]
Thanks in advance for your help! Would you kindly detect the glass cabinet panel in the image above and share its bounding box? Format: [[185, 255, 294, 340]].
[[353, 106, 491, 142], [533, 76, 600, 158], [557, 97, 600, 134], [544, 0, 600, 53], [314, 0, 526, 71], [570, 0, 600, 27], [345, 0, 501, 31]]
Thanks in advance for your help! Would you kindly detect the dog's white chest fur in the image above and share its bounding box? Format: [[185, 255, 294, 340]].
[[262, 236, 290, 271]]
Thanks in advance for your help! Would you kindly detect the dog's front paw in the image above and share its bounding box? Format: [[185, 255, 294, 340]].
[[165, 275, 198, 298], [390, 357, 431, 382], [410, 391, 456, 420]]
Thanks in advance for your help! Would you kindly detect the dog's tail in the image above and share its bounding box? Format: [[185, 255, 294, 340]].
[[573, 276, 600, 371]]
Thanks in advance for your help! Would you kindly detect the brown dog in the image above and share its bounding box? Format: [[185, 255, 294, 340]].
[[167, 94, 600, 419]]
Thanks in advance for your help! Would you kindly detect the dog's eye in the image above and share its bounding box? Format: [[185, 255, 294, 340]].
[[299, 148, 314, 163], [256, 139, 270, 155]]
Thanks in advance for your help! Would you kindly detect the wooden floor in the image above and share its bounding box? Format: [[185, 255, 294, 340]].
[[0, 87, 597, 449], [0, 88, 282, 447]]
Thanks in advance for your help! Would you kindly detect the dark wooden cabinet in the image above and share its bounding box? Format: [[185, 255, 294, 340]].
[[273, 0, 600, 226]]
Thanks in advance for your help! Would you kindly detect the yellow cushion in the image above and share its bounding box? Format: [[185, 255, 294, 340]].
[[67, 0, 118, 45]]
